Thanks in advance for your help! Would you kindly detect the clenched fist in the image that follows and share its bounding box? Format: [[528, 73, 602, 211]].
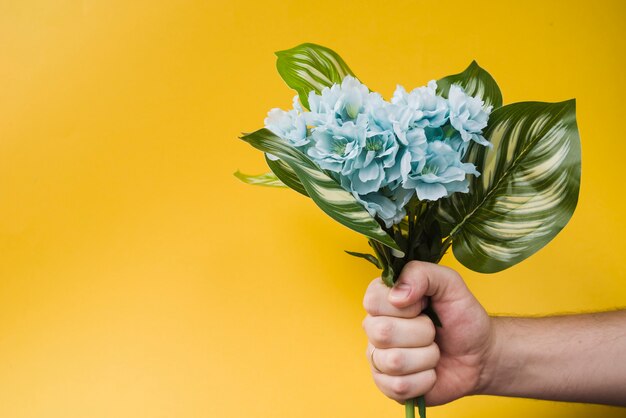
[[362, 261, 493, 405]]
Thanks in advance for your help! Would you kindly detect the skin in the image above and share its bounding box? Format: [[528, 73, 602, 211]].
[[362, 261, 626, 406]]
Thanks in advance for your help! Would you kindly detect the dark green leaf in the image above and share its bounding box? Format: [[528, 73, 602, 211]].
[[345, 251, 381, 269], [417, 396, 426, 418], [265, 155, 309, 197], [381, 265, 395, 288]]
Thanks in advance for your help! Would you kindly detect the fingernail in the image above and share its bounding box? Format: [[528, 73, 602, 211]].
[[390, 282, 410, 301]]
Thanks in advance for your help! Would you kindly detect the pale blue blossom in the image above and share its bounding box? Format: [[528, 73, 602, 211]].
[[403, 140, 480, 201], [263, 76, 492, 226], [443, 131, 470, 156], [307, 75, 372, 127], [346, 126, 399, 195], [448, 84, 492, 146], [264, 98, 308, 147], [354, 187, 413, 228], [391, 81, 449, 128], [306, 115, 367, 175], [369, 99, 428, 186]]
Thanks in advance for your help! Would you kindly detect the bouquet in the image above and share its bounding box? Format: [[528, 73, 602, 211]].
[[235, 43, 580, 418]]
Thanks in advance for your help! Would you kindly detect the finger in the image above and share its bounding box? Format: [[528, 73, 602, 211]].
[[368, 343, 440, 376], [388, 261, 468, 309], [364, 278, 425, 318], [373, 368, 437, 402], [363, 314, 436, 348]]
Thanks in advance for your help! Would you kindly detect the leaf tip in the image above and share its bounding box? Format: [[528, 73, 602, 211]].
[[566, 98, 577, 108], [233, 170, 244, 181]]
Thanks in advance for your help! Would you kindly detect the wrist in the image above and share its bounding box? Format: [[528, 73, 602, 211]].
[[472, 316, 506, 396]]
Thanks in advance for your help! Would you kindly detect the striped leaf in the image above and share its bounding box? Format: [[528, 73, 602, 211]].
[[275, 43, 356, 109], [265, 154, 309, 197], [437, 61, 503, 109], [240, 129, 402, 253], [438, 100, 580, 273], [234, 170, 286, 188]]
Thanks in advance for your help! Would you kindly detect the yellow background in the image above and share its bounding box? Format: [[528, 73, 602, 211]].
[[0, 0, 625, 417]]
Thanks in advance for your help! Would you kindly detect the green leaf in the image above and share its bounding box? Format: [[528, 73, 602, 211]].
[[369, 238, 398, 287], [240, 129, 402, 254], [345, 251, 381, 269], [275, 43, 356, 109], [437, 61, 503, 109], [234, 170, 286, 188], [438, 100, 581, 273], [417, 396, 426, 418], [265, 155, 309, 197]]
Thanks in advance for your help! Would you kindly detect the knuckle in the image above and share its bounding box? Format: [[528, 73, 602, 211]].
[[442, 265, 465, 288], [385, 350, 404, 373], [372, 319, 394, 346], [405, 260, 424, 271], [450, 269, 462, 282], [404, 261, 427, 279], [390, 377, 411, 398]]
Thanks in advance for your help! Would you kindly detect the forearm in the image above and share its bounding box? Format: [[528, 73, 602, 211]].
[[477, 310, 626, 406]]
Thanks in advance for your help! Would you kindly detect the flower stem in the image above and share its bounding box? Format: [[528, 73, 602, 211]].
[[405, 398, 415, 418], [406, 396, 426, 418]]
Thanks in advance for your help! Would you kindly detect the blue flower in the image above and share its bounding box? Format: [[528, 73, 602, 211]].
[[448, 84, 492, 147], [368, 99, 428, 186], [353, 187, 413, 228], [306, 115, 367, 175], [391, 81, 449, 129], [307, 76, 374, 126], [264, 96, 308, 147], [443, 131, 470, 156], [262, 75, 492, 226], [403, 140, 480, 201], [345, 125, 399, 195]]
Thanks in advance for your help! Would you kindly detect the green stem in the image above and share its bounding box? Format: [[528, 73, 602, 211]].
[[405, 398, 415, 418], [405, 395, 426, 418]]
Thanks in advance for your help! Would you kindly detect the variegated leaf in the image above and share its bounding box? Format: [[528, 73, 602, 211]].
[[438, 100, 580, 273], [234, 170, 286, 188], [275, 43, 356, 109], [437, 61, 503, 109], [240, 129, 402, 253], [265, 154, 309, 197]]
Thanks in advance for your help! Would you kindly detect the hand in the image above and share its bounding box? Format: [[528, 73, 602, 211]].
[[362, 261, 493, 406]]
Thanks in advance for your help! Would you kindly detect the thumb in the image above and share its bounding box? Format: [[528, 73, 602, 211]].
[[388, 261, 466, 309]]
